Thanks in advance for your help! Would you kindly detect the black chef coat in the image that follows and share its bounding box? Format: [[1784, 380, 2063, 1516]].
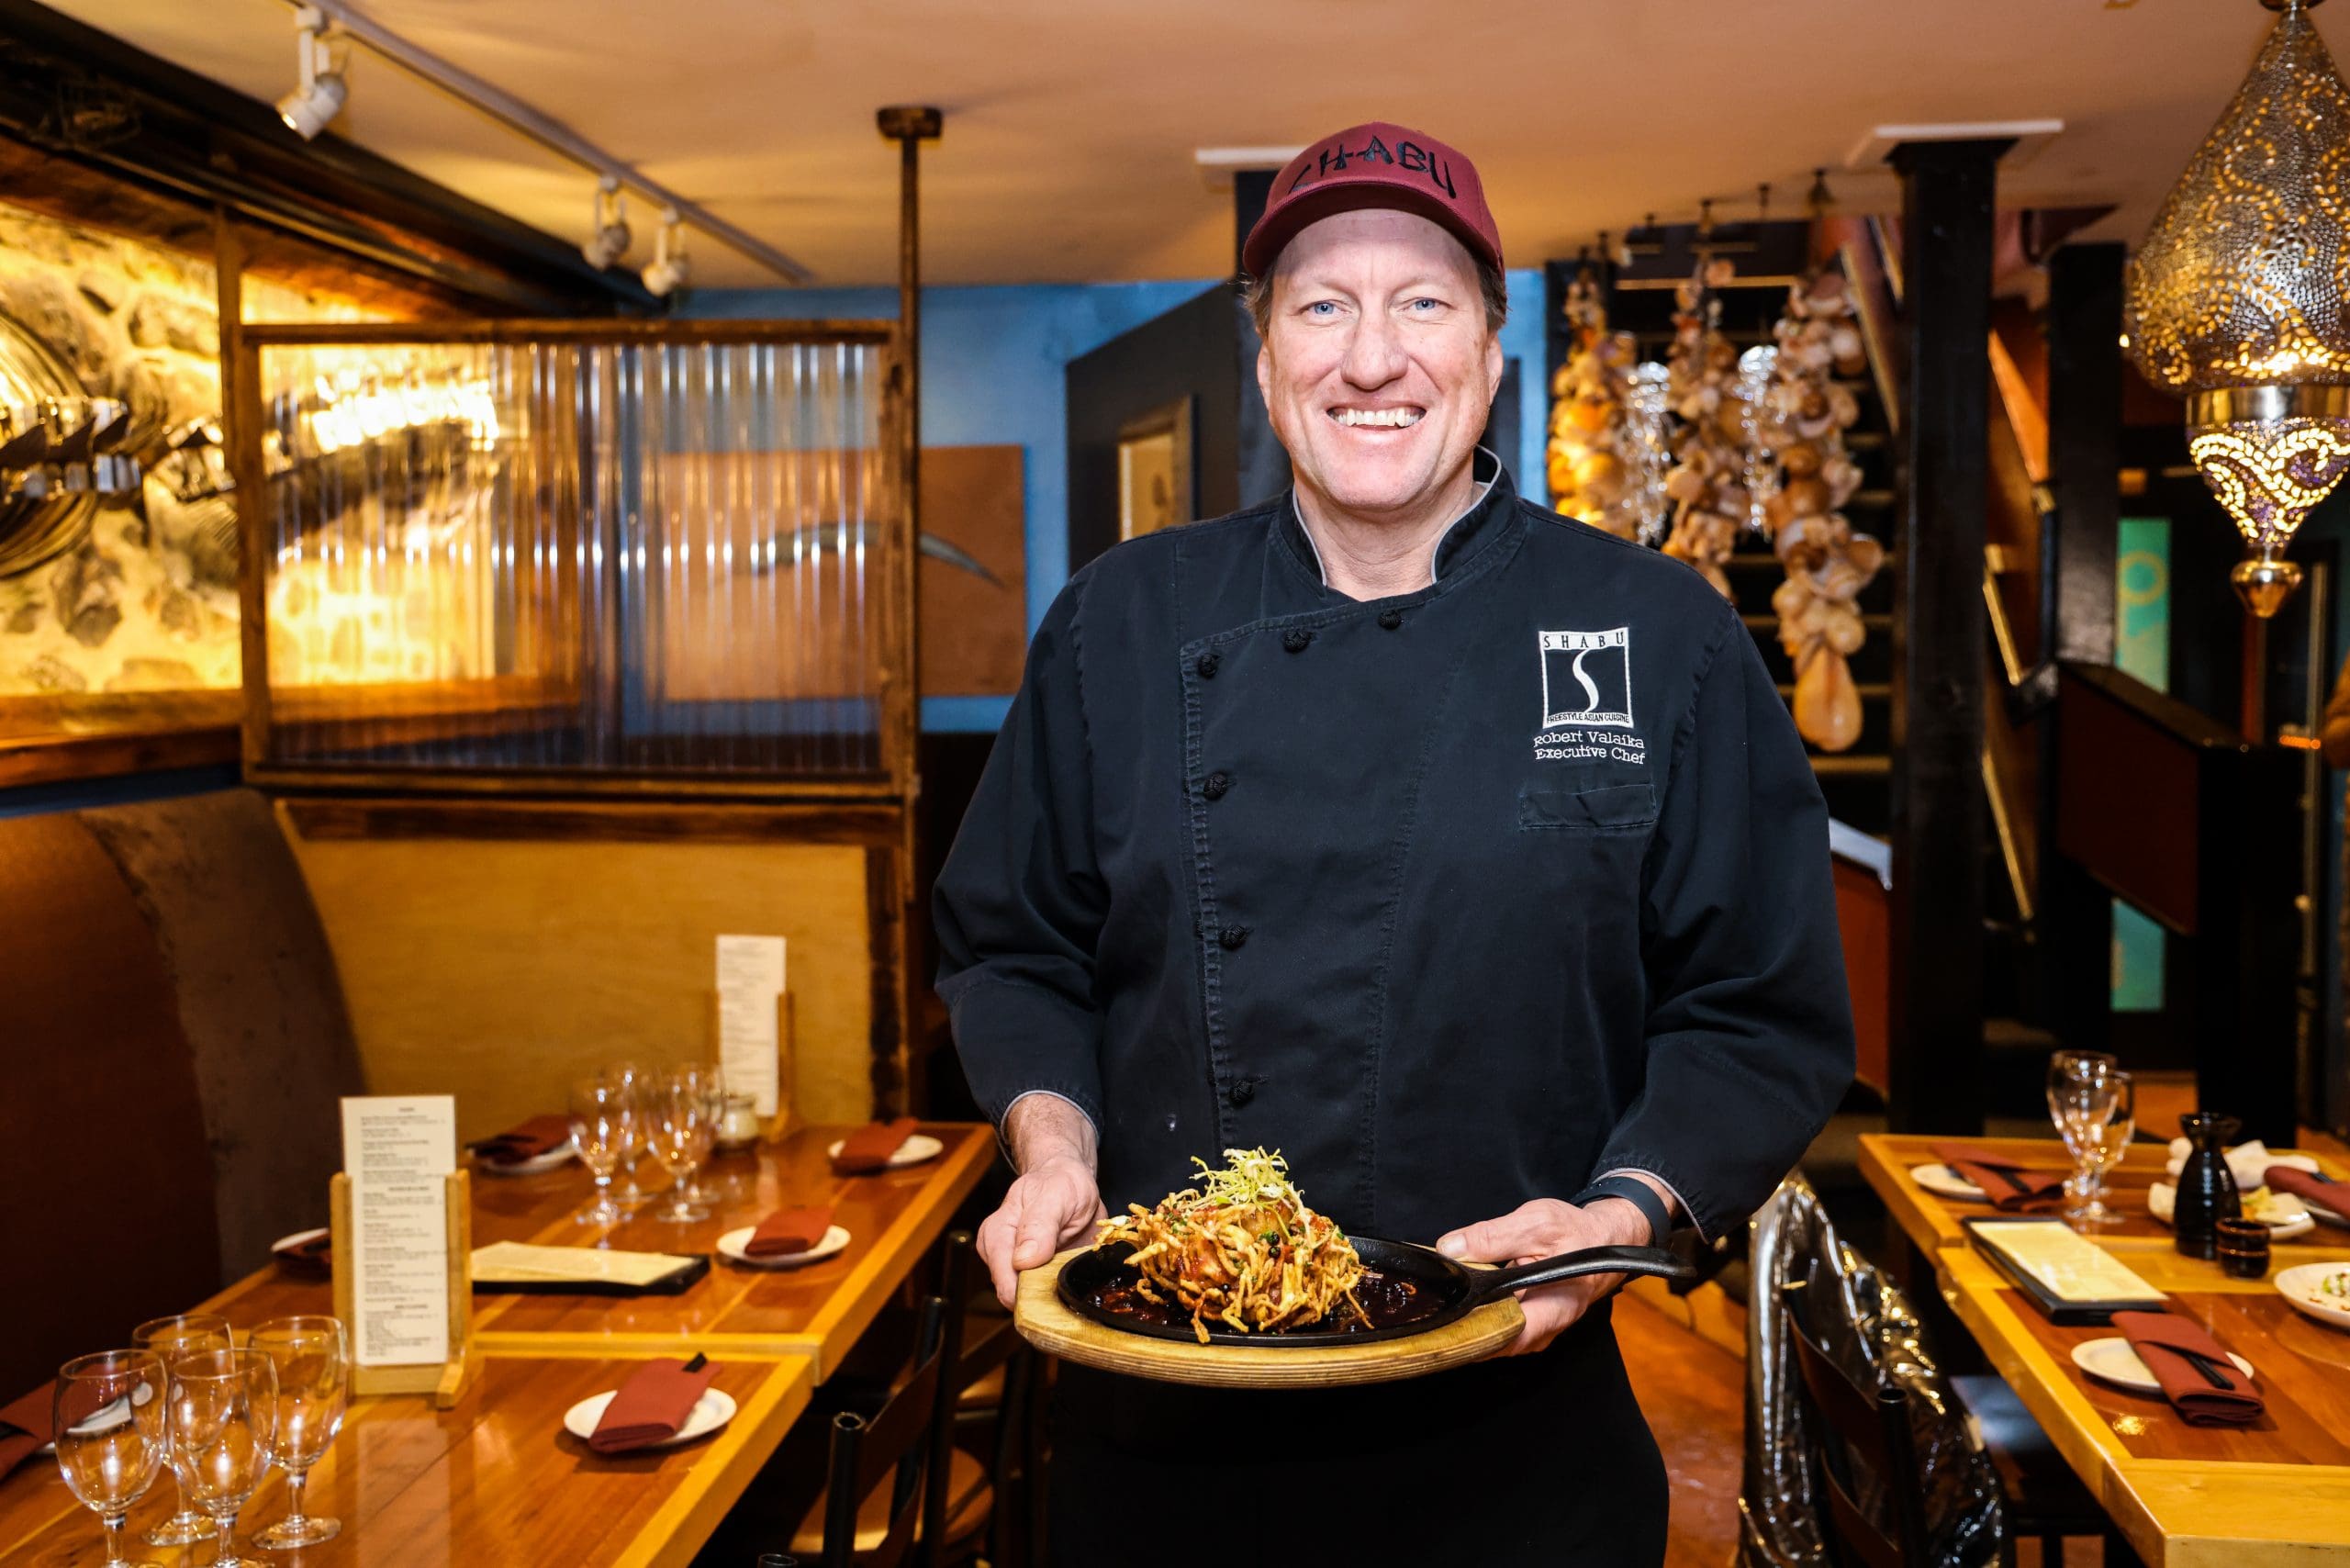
[[935, 459, 1853, 1242]]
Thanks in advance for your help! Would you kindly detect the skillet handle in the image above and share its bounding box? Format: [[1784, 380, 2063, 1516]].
[[1471, 1244, 1696, 1300]]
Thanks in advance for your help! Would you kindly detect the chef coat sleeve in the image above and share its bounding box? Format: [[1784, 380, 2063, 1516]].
[[933, 576, 1110, 1132], [1594, 613, 1856, 1240]]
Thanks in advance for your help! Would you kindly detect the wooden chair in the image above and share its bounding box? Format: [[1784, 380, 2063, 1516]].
[[1780, 1294, 1932, 1568], [919, 1231, 1040, 1566], [795, 1295, 950, 1568]]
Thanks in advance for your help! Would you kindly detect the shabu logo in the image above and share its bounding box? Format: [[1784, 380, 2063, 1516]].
[[1539, 628, 1633, 730]]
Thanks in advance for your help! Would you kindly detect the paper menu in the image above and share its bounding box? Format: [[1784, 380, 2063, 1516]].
[[471, 1241, 697, 1285], [340, 1096, 455, 1369], [717, 934, 787, 1117]]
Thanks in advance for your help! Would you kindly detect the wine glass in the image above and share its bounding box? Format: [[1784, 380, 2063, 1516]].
[[2047, 1052, 2123, 1223], [2074, 1068, 2136, 1226], [53, 1350, 169, 1568], [603, 1058, 651, 1211], [167, 1347, 277, 1568], [678, 1061, 729, 1204], [247, 1316, 348, 1549], [129, 1312, 230, 1547], [647, 1068, 716, 1222], [569, 1074, 633, 1226]]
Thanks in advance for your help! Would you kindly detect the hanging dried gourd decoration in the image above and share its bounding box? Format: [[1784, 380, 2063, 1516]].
[[1760, 268, 1880, 752], [1547, 252, 1644, 540], [1660, 250, 1748, 598]]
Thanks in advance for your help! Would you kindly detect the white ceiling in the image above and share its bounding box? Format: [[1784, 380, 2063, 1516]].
[[50, 0, 2335, 290]]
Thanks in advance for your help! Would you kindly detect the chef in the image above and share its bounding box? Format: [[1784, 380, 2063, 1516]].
[[934, 121, 1854, 1565]]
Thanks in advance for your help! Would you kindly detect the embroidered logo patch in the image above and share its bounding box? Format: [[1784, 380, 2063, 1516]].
[[1539, 628, 1633, 730]]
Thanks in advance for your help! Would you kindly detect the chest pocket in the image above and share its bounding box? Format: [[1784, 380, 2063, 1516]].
[[1516, 780, 1656, 834]]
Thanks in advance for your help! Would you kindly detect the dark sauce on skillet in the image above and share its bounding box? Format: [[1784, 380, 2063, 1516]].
[[1086, 1266, 1437, 1335]]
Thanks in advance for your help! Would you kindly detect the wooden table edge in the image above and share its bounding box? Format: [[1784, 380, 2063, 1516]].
[[797, 1126, 994, 1377], [611, 1356, 817, 1568]]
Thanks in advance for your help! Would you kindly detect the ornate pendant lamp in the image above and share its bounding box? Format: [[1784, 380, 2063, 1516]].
[[2123, 0, 2350, 617]]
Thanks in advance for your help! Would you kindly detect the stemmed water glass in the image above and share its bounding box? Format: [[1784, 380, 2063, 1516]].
[[53, 1350, 169, 1567], [2047, 1051, 2130, 1225], [129, 1312, 230, 1547], [648, 1068, 717, 1222], [166, 1347, 277, 1568], [569, 1073, 634, 1226], [678, 1061, 730, 1204], [247, 1316, 348, 1550], [603, 1058, 652, 1211]]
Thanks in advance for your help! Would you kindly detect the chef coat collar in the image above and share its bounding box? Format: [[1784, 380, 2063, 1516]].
[[1279, 446, 1514, 597]]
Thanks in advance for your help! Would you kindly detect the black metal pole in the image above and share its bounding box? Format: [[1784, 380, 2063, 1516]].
[[2040, 241, 2124, 1055], [1886, 139, 2007, 1135]]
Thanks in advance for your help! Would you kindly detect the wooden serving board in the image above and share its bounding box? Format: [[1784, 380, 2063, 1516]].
[[1013, 1247, 1526, 1388]]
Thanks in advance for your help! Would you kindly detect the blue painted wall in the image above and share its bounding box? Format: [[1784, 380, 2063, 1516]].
[[696, 269, 1552, 733]]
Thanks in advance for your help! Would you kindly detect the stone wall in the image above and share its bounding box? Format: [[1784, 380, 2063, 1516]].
[[0, 203, 345, 699]]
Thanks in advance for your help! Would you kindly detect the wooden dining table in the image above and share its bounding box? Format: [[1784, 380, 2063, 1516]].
[[1859, 1133, 2350, 1567], [0, 1121, 992, 1567]]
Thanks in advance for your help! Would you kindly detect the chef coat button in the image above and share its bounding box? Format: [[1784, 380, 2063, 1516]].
[[1226, 1079, 1255, 1107], [1281, 627, 1314, 653], [1377, 608, 1403, 631], [1203, 771, 1231, 801], [1217, 924, 1250, 950], [1195, 651, 1220, 678]]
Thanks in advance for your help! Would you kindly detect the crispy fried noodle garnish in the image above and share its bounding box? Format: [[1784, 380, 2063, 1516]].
[[1095, 1148, 1368, 1345]]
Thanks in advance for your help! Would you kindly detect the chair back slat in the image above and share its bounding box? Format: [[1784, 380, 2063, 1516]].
[[1780, 1294, 1933, 1568], [817, 1295, 948, 1568]]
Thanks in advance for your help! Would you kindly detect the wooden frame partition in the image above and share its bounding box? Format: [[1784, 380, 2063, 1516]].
[[232, 316, 925, 1117]]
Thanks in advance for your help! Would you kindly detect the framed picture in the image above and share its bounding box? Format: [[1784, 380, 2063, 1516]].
[[1117, 398, 1193, 542]]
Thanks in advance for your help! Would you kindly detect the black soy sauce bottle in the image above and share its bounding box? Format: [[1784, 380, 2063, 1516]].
[[2173, 1112, 2243, 1260]]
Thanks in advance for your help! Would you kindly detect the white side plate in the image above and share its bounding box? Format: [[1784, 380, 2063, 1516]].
[[715, 1224, 852, 1269], [2276, 1262, 2350, 1334], [2145, 1182, 2315, 1240], [826, 1133, 943, 1170], [270, 1226, 330, 1257], [2071, 1336, 2254, 1394], [1909, 1163, 1986, 1202], [562, 1387, 735, 1450]]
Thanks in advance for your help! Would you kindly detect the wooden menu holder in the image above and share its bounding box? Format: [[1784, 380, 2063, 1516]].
[[710, 987, 797, 1142], [330, 1169, 477, 1408]]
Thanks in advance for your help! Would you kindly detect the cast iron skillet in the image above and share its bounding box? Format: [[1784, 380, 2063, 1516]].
[[1058, 1234, 1697, 1347]]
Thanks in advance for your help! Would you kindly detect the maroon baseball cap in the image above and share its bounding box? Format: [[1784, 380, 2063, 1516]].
[[1242, 121, 1502, 279]]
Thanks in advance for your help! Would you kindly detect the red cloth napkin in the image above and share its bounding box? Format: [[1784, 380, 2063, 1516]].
[[0, 1386, 50, 1483], [2110, 1311, 2264, 1427], [744, 1204, 834, 1259], [2263, 1165, 2347, 1221], [588, 1360, 718, 1454], [831, 1116, 919, 1175], [471, 1114, 573, 1166], [1932, 1143, 2068, 1213]]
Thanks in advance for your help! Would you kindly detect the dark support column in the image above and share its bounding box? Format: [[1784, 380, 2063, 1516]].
[[2041, 241, 2123, 1058], [1233, 169, 1289, 507], [1886, 139, 2006, 1136]]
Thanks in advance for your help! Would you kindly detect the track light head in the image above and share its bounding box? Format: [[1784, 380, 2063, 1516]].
[[641, 208, 690, 297], [279, 6, 345, 140], [581, 177, 631, 269]]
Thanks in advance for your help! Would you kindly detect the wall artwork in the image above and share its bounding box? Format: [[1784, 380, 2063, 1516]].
[[918, 444, 1027, 698], [1117, 398, 1192, 543]]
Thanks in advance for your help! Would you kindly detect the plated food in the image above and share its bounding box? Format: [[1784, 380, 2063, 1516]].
[[2277, 1262, 2350, 1333], [2147, 1181, 2315, 1239], [1093, 1148, 1369, 1343]]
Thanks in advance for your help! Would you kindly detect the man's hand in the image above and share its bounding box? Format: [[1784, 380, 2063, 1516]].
[[977, 1095, 1107, 1307], [1435, 1195, 1656, 1357]]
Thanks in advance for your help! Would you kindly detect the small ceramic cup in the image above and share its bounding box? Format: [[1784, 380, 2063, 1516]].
[[2214, 1215, 2272, 1280]]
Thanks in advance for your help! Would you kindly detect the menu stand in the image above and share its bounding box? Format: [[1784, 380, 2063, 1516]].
[[330, 1169, 477, 1408], [710, 987, 797, 1142]]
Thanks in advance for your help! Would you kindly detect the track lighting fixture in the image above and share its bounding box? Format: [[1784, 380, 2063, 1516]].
[[581, 176, 631, 270], [277, 6, 347, 141], [641, 208, 690, 297]]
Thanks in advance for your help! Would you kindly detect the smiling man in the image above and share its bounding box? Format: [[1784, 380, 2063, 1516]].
[[934, 122, 1854, 1564]]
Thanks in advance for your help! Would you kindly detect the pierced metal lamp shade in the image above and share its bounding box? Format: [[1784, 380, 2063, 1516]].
[[2124, 0, 2350, 616]]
